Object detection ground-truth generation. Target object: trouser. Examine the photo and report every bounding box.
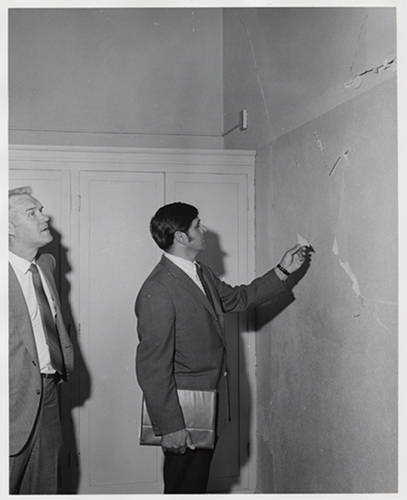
[9,376,62,494]
[163,447,215,494]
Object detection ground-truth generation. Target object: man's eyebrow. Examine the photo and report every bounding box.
[24,205,40,213]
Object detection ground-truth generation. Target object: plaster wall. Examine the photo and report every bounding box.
[223,8,397,493]
[9,8,224,148]
[8,7,398,492]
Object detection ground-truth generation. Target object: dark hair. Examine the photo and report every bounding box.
[150,202,198,251]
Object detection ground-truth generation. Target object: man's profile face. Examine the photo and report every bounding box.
[9,194,53,250]
[184,216,206,253]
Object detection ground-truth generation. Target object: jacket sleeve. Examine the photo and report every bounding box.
[135,280,185,436]
[204,265,294,314]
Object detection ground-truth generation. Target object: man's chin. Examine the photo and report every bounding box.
[41,230,53,243]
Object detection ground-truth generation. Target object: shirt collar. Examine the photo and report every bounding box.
[9,251,35,274]
[164,252,198,275]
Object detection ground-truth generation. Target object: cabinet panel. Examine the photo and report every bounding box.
[78,171,164,493]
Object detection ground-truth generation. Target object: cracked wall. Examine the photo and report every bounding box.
[255,80,397,493]
[223,7,397,493]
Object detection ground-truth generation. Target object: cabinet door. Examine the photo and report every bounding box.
[166,172,254,492]
[78,171,164,493]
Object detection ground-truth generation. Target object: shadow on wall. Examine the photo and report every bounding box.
[255,251,313,493]
[199,230,228,276]
[38,224,312,494]
[40,226,92,494]
[199,230,250,492]
[256,251,313,330]
[200,233,313,492]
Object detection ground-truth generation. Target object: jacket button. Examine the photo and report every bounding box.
[36,389,41,395]
[224,370,228,377]
[32,360,37,366]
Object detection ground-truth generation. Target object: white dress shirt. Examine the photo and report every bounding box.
[164,252,206,295]
[9,251,56,374]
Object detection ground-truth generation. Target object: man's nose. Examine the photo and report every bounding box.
[41,212,50,222]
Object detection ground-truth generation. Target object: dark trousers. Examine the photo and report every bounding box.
[9,377,62,494]
[163,448,214,494]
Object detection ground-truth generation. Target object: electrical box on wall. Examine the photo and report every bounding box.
[240,109,248,130]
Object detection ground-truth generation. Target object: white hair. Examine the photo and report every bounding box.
[9,186,32,198]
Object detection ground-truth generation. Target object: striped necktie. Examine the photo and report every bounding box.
[29,263,64,375]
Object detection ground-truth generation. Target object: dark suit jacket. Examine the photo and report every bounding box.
[9,253,74,456]
[135,255,293,436]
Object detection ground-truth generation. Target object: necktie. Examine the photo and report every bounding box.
[196,263,230,421]
[195,263,216,312]
[29,263,64,375]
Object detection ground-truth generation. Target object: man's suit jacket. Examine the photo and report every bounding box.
[135,255,293,437]
[9,253,74,456]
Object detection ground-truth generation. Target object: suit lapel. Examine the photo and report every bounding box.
[196,262,225,330]
[8,264,40,365]
[160,256,219,321]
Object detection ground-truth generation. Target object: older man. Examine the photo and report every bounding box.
[8,186,73,494]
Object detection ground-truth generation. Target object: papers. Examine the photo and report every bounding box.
[297,233,311,247]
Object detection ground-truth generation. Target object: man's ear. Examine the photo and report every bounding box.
[9,220,16,237]
[173,230,187,246]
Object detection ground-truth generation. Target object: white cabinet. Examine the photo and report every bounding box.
[9,146,256,493]
[78,171,164,492]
